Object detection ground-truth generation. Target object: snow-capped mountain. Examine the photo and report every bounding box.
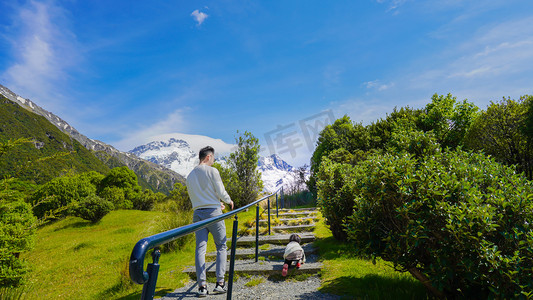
[258,154,295,192]
[130,138,198,178]
[129,137,306,193]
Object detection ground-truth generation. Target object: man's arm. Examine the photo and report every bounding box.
[211,168,234,209]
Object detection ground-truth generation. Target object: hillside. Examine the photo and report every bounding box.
[0,95,110,183]
[0,84,184,193]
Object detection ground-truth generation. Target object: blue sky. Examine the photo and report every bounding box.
[1,0,533,167]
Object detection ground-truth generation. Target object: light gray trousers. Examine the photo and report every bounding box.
[193,207,227,287]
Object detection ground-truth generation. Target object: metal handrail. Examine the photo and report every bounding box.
[129,186,283,299]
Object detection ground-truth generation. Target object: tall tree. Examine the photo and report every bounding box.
[419,93,479,149]
[227,131,263,207]
[464,96,533,179]
[308,116,368,195]
[212,162,241,207]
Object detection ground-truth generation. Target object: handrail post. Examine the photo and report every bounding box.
[141,248,161,300]
[267,196,271,235]
[255,204,259,262]
[227,215,238,300]
[275,192,279,218]
[281,187,284,208]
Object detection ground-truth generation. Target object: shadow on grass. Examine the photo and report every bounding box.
[114,288,173,300]
[53,220,92,231]
[314,236,361,260]
[320,274,432,300]
[314,236,433,299]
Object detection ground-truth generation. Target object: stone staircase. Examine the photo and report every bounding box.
[183,207,322,277]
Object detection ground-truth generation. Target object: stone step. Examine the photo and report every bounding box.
[271,224,315,232]
[259,221,315,228]
[230,232,315,247]
[206,243,317,260]
[183,259,322,276]
[276,211,318,218]
[278,207,317,212]
[258,216,318,223]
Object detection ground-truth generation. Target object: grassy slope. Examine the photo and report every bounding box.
[313,212,431,299]
[21,203,429,299]
[22,208,259,299]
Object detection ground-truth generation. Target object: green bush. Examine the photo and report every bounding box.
[166,182,191,211]
[31,173,97,219]
[98,167,141,209]
[345,150,533,298]
[316,158,358,241]
[71,195,114,223]
[132,189,165,211]
[0,182,37,287]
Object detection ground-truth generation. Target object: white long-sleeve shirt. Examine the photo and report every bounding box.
[186,164,232,210]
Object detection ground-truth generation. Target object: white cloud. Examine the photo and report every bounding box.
[375,0,409,12]
[364,79,394,91]
[113,109,188,151]
[1,1,80,112]
[191,9,208,26]
[405,15,533,105]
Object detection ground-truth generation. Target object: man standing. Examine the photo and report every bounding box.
[186,146,234,297]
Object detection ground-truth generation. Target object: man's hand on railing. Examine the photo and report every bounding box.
[221,201,234,210]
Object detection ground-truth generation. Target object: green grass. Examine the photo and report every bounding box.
[313,214,432,300]
[17,202,431,299]
[244,277,265,287]
[20,207,261,299]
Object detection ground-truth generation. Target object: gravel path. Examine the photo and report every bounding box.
[160,275,340,300]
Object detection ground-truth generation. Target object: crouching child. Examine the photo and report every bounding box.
[282,233,306,277]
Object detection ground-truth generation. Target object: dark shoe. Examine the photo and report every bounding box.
[282,263,289,277]
[213,282,227,294]
[198,285,208,298]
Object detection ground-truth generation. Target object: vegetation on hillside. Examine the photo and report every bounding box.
[0,139,37,288]
[0,96,110,183]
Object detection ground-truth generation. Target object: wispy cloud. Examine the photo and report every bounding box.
[364,79,394,91]
[375,0,409,12]
[405,15,533,104]
[1,1,80,112]
[113,108,189,151]
[191,9,208,26]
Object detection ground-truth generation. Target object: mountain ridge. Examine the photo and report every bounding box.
[0,84,183,193]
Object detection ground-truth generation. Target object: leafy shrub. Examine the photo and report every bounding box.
[387,127,439,158]
[464,96,533,179]
[99,186,131,209]
[98,167,141,209]
[166,182,191,211]
[132,189,166,211]
[316,158,358,241]
[345,150,533,298]
[31,173,97,219]
[0,181,37,287]
[71,195,114,223]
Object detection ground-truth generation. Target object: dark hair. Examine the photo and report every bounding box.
[199,146,214,162]
[289,233,301,244]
